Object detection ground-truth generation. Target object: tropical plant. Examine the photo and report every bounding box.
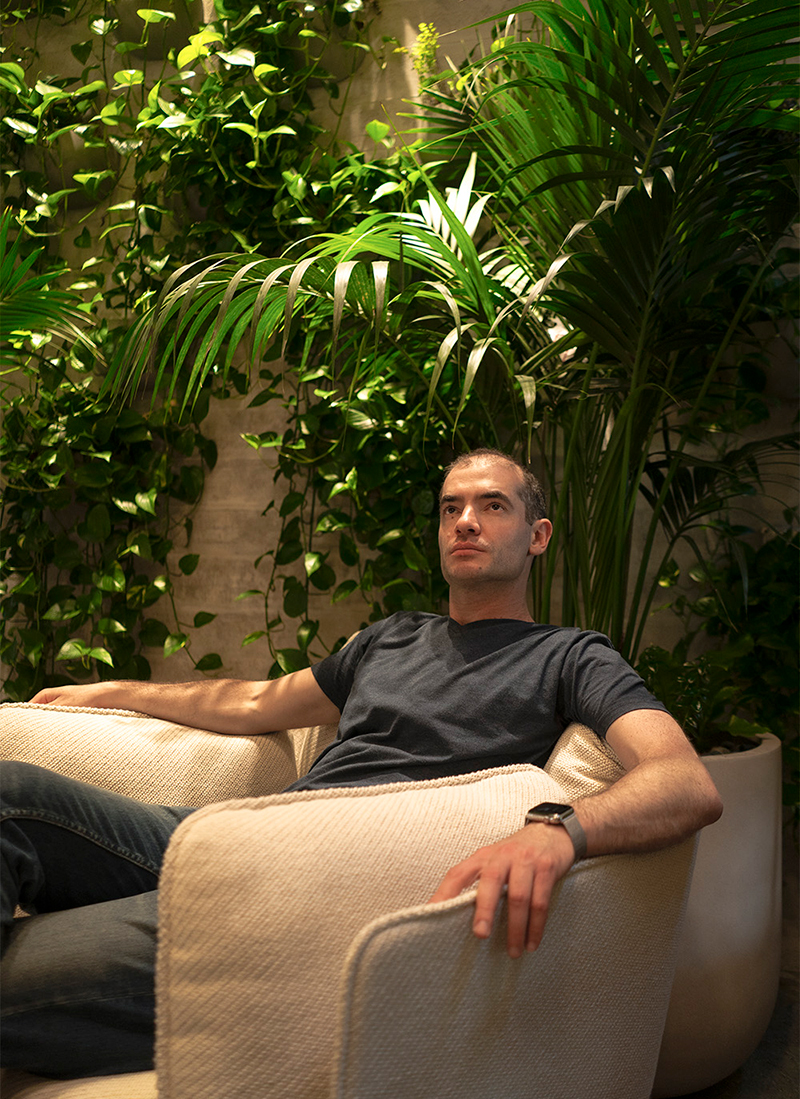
[0,210,219,698]
[0,208,97,376]
[637,529,799,814]
[0,0,384,312]
[106,0,798,677]
[1,0,412,690]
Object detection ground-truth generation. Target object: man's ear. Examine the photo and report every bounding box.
[528,518,553,557]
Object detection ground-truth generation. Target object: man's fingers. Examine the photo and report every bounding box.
[428,828,573,957]
[427,859,479,905]
[428,852,507,940]
[503,860,536,958]
[525,866,557,952]
[470,864,507,939]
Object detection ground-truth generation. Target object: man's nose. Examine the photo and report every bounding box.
[456,505,480,533]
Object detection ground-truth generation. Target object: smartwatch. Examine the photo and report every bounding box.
[525,802,587,861]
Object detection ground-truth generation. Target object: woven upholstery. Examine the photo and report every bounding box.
[0,706,694,1099]
[335,843,694,1099]
[544,721,626,797]
[156,766,566,1099]
[0,702,337,804]
[0,1069,156,1099]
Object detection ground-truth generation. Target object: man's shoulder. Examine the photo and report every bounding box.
[528,623,617,648]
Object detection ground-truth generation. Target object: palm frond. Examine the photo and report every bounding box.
[107,0,797,658]
[0,209,96,373]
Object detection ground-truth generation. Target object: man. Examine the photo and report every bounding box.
[1,448,722,1077]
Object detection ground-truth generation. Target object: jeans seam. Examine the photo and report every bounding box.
[2,990,155,1016]
[0,809,163,877]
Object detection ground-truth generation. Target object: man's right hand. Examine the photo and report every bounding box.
[31,683,128,708]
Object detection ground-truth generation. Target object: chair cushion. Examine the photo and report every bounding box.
[0,703,337,805]
[0,1068,156,1099]
[156,764,567,1099]
[544,721,625,798]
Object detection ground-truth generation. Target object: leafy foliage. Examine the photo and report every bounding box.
[0,0,397,695]
[111,0,798,675]
[0,211,96,374]
[0,0,382,309]
[0,348,218,699]
[0,206,212,698]
[637,532,799,812]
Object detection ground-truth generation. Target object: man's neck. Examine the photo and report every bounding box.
[447,587,534,625]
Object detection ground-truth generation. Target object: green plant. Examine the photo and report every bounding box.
[107,155,528,671]
[1,0,405,691]
[1,363,220,699]
[0,208,220,697]
[108,0,798,677]
[637,530,799,809]
[406,23,440,85]
[0,0,381,310]
[0,207,96,374]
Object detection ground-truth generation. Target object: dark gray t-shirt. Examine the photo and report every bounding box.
[287,612,666,791]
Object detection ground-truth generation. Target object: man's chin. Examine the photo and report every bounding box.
[442,562,490,585]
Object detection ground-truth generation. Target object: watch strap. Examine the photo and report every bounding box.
[558,811,587,861]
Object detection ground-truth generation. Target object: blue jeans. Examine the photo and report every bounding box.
[0,760,196,1077]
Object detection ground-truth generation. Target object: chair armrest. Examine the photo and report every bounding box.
[155,764,567,1098]
[154,763,693,1099]
[334,843,695,1099]
[0,702,337,805]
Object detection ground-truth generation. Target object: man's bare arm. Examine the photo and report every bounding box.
[429,709,722,957]
[577,708,723,853]
[29,668,341,736]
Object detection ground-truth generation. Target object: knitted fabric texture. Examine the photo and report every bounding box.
[333,843,694,1099]
[0,703,337,805]
[0,1068,156,1099]
[543,721,626,798]
[156,766,567,1099]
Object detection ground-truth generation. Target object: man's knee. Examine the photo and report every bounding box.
[0,760,55,810]
[1,891,158,1077]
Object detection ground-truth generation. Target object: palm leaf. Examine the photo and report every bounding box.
[0,209,97,374]
[106,0,796,661]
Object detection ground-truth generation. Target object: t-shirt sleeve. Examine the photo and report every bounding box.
[558,631,668,736]
[310,625,376,712]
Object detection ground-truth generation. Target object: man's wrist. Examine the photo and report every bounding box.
[525,803,587,861]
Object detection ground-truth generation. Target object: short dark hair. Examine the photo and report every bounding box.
[442,448,547,524]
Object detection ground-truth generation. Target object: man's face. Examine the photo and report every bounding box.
[438,457,545,588]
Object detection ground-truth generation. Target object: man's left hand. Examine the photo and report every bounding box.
[428,822,576,958]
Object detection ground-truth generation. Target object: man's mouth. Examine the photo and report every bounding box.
[452,543,485,554]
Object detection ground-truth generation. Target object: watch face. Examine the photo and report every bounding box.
[530,802,572,816]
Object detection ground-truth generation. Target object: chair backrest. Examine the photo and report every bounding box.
[544,721,626,798]
[0,702,334,804]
